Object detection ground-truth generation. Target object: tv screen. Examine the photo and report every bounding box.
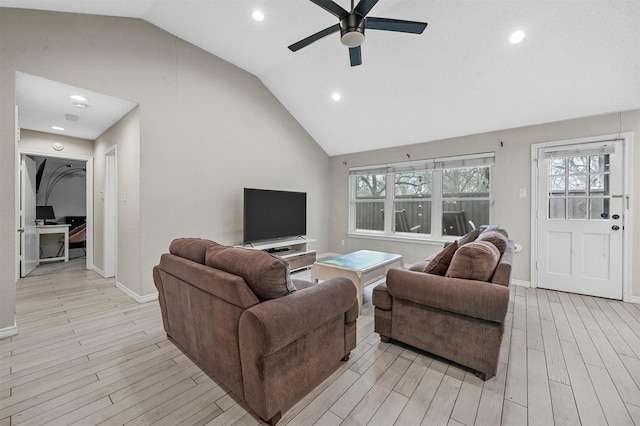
[244,188,307,244]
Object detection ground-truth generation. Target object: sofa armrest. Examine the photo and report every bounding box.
[386,268,509,323]
[239,277,357,356]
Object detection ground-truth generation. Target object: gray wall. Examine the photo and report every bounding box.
[329,110,640,297]
[0,8,331,331]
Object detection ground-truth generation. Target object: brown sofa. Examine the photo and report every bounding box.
[373,227,514,380]
[153,238,358,425]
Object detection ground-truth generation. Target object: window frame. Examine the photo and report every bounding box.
[348,153,495,241]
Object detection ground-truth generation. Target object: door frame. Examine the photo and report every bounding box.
[103,146,117,278]
[15,149,94,280]
[530,132,634,302]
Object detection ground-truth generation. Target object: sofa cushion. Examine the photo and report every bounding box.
[372,282,392,310]
[476,230,508,255]
[169,238,218,264]
[446,241,500,281]
[206,247,296,300]
[457,229,481,246]
[482,225,509,239]
[423,241,458,276]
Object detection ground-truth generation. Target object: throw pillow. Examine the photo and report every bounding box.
[169,238,218,264]
[482,225,509,239]
[457,229,481,247]
[446,241,500,281]
[206,247,296,300]
[423,241,459,276]
[476,230,508,254]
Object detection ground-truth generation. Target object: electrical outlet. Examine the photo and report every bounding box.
[340,239,345,246]
[519,189,527,198]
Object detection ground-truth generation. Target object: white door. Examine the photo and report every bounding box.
[536,140,624,299]
[20,155,38,277]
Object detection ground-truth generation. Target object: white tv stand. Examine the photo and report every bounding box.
[246,238,316,272]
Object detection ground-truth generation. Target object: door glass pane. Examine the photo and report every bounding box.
[589,198,609,220]
[549,176,565,195]
[568,156,587,174]
[550,158,566,175]
[568,175,587,193]
[549,198,566,219]
[589,154,609,173]
[589,174,605,194]
[568,198,588,219]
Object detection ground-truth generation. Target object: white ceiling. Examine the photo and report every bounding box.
[4,0,639,155]
[16,72,138,140]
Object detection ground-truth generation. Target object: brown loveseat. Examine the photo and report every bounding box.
[153,238,358,425]
[373,227,513,380]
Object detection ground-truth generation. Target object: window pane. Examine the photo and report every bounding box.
[442,167,490,196]
[568,156,587,174]
[549,176,565,195]
[442,201,488,236]
[568,198,588,219]
[394,201,431,234]
[355,202,384,231]
[589,198,609,220]
[589,154,609,173]
[550,158,566,175]
[549,198,566,219]
[568,175,587,193]
[356,175,385,198]
[394,171,431,198]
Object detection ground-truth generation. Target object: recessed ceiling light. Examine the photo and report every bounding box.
[509,30,525,44]
[331,92,341,101]
[70,95,87,102]
[51,126,65,131]
[73,103,89,109]
[252,11,264,21]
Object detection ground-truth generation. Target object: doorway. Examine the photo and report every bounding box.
[531,133,633,300]
[18,152,92,278]
[104,148,117,278]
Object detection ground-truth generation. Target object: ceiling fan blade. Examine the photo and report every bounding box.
[366,17,428,34]
[288,24,341,52]
[309,0,350,19]
[349,46,362,66]
[354,0,379,17]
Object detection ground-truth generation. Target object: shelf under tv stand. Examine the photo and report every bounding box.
[247,238,316,272]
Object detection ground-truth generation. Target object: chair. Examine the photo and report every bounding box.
[394,210,421,233]
[442,210,475,236]
[57,223,86,257]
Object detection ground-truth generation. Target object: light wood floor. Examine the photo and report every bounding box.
[1,269,640,425]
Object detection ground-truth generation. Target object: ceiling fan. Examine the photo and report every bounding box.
[288,0,428,66]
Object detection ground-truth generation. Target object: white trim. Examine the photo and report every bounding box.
[16,149,94,281]
[511,279,531,288]
[0,321,18,340]
[92,265,105,277]
[630,296,640,305]
[530,132,633,301]
[116,281,158,304]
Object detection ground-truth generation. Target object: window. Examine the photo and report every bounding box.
[349,153,494,238]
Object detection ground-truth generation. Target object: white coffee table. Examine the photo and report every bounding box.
[312,250,404,313]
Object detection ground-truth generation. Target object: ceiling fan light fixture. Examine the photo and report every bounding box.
[341,30,365,48]
[509,30,525,44]
[252,11,264,22]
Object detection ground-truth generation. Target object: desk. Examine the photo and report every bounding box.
[312,250,404,314]
[36,224,71,264]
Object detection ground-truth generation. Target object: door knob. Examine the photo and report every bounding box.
[612,225,620,231]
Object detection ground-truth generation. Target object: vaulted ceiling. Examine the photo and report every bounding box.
[2,0,639,155]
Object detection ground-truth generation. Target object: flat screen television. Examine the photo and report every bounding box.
[243,188,307,244]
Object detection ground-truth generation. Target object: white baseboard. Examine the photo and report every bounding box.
[116,281,158,304]
[0,321,18,340]
[630,295,640,305]
[511,279,531,288]
[92,265,106,277]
